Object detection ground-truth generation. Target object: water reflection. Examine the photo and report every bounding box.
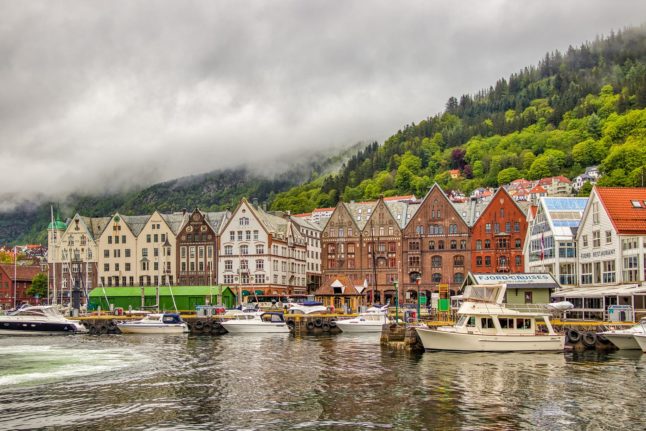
[0,335,644,431]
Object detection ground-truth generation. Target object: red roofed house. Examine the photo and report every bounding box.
[539,176,573,196]
[529,185,548,204]
[575,186,646,318]
[0,264,45,310]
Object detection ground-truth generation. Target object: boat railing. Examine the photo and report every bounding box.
[504,303,551,314]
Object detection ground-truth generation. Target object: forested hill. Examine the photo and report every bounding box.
[270,26,646,213]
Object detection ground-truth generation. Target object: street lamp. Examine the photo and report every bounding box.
[394,280,399,324]
[416,276,421,320]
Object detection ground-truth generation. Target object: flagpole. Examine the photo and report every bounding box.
[13,245,17,309]
[51,206,57,305]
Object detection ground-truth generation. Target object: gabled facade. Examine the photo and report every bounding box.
[0,264,45,309]
[524,197,587,286]
[97,214,145,287]
[218,199,307,297]
[48,214,108,303]
[176,209,221,286]
[470,188,528,275]
[138,211,185,287]
[290,215,322,293]
[576,187,646,288]
[402,184,470,297]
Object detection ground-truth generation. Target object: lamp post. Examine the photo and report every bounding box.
[416,276,421,320]
[394,280,399,324]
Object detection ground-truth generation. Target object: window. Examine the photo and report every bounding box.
[338,228,344,237]
[180,247,186,258]
[125,263,131,271]
[484,240,491,249]
[603,260,616,283]
[223,275,234,284]
[146,234,151,243]
[449,224,457,234]
[237,231,243,241]
[240,245,248,255]
[225,260,233,271]
[476,256,482,266]
[605,231,612,244]
[230,231,235,241]
[453,255,464,266]
[240,260,248,270]
[505,222,511,233]
[460,240,467,250]
[450,240,457,250]
[485,223,491,234]
[246,231,251,241]
[515,255,522,267]
[104,250,109,258]
[154,234,158,243]
[514,222,520,232]
[239,217,249,225]
[454,273,464,284]
[593,231,600,248]
[432,273,442,283]
[494,223,500,234]
[409,240,420,251]
[429,241,435,250]
[256,274,266,284]
[104,263,109,272]
[416,225,424,234]
[256,259,264,270]
[256,245,264,254]
[475,240,482,250]
[154,248,159,257]
[524,292,533,304]
[438,240,444,250]
[408,255,420,267]
[592,202,599,224]
[582,235,588,248]
[581,263,593,285]
[485,256,491,267]
[622,237,639,250]
[113,249,120,258]
[515,239,521,249]
[224,245,233,255]
[623,256,639,282]
[142,248,148,258]
[125,249,131,258]
[253,230,259,240]
[432,255,442,267]
[107,236,112,245]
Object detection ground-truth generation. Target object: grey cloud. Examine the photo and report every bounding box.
[1,0,645,210]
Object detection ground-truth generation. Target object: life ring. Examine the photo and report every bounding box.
[202,323,212,333]
[306,321,315,331]
[321,322,331,332]
[582,332,597,348]
[329,320,337,328]
[194,320,204,330]
[567,328,581,343]
[314,318,323,328]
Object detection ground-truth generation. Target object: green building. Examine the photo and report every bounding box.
[88,286,236,312]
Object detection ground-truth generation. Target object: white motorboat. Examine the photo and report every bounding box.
[336,305,390,333]
[116,313,189,334]
[597,319,646,350]
[416,284,565,352]
[633,332,646,352]
[220,312,290,334]
[0,305,87,335]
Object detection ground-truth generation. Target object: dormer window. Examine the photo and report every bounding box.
[631,200,642,208]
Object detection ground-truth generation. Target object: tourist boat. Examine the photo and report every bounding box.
[596,319,646,350]
[116,313,189,334]
[335,305,390,333]
[0,305,87,335]
[416,284,565,352]
[220,312,290,334]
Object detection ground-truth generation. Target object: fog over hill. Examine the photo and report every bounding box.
[2,1,645,211]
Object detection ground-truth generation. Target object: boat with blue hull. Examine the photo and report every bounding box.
[0,305,87,335]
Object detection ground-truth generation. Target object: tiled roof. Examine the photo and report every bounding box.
[453,200,489,226]
[313,207,335,213]
[290,215,322,232]
[530,185,547,194]
[120,215,150,236]
[596,187,646,234]
[79,216,111,240]
[161,213,189,235]
[384,201,411,229]
[203,212,227,234]
[343,201,378,230]
[0,264,43,281]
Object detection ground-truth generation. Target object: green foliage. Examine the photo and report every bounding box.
[577,181,593,196]
[497,167,522,185]
[26,273,48,298]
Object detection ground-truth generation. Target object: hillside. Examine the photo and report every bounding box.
[270,26,646,213]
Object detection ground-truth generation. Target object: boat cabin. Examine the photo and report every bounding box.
[260,312,285,323]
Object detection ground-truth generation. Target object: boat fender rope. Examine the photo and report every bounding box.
[194,320,204,330]
[314,318,323,328]
[582,332,597,347]
[306,321,315,331]
[567,328,581,343]
[321,322,331,332]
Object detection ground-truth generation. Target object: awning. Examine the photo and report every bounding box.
[255,290,264,295]
[242,290,251,296]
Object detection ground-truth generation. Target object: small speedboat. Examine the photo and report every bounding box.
[116,313,189,334]
[286,301,328,315]
[633,332,646,352]
[336,305,390,333]
[597,319,646,350]
[0,305,87,335]
[220,312,289,334]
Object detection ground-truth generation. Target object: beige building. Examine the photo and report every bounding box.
[97,214,147,287]
[137,211,187,287]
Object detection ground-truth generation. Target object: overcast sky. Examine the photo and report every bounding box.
[1,0,645,210]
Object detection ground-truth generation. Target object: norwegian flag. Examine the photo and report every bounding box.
[540,232,545,261]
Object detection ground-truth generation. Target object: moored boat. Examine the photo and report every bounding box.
[633,332,646,352]
[220,312,290,334]
[416,284,565,352]
[116,313,189,334]
[597,319,646,350]
[336,305,390,333]
[0,305,87,335]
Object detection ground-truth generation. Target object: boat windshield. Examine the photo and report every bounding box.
[10,307,59,318]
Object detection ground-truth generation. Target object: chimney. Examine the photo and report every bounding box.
[252,198,259,207]
[182,208,187,216]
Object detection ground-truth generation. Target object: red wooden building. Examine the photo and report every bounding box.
[0,264,45,310]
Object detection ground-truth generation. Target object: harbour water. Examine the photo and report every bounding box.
[0,334,644,430]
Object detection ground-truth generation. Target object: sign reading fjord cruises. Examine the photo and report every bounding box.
[464,273,560,290]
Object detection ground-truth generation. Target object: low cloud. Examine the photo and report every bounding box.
[1,0,645,210]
